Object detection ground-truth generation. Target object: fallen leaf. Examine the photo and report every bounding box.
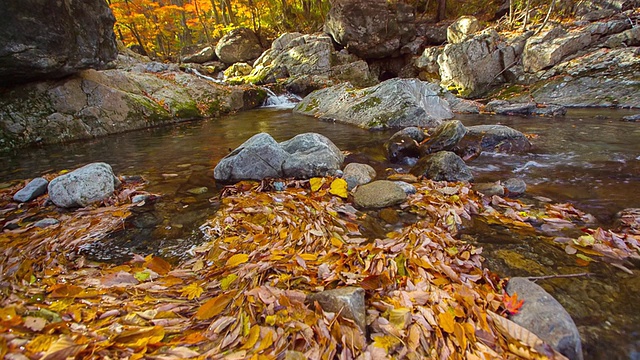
[226,254,249,267]
[195,291,236,320]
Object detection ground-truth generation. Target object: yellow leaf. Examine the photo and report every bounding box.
[192,259,204,272]
[299,253,317,261]
[372,334,401,352]
[26,334,57,353]
[180,283,204,300]
[195,291,236,320]
[220,274,238,290]
[454,322,467,350]
[114,325,165,348]
[438,311,455,334]
[329,178,348,198]
[41,335,87,360]
[226,254,249,267]
[256,328,274,351]
[389,308,411,330]
[310,177,324,192]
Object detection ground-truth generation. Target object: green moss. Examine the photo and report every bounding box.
[352,96,381,113]
[303,98,320,112]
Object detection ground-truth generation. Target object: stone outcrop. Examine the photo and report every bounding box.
[522,27,593,73]
[48,163,119,208]
[0,0,117,86]
[215,27,263,65]
[213,132,344,183]
[0,69,266,152]
[294,78,453,130]
[323,0,415,59]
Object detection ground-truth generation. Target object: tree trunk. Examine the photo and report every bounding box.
[437,0,446,22]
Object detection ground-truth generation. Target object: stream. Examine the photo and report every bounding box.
[1,107,639,359]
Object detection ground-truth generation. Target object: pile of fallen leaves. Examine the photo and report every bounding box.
[1,176,580,359]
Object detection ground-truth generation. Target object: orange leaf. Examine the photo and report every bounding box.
[49,284,83,298]
[145,256,172,275]
[502,291,524,315]
[195,291,236,320]
[114,325,165,348]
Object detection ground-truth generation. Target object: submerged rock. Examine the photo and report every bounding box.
[410,151,474,182]
[506,277,584,360]
[48,163,119,208]
[384,128,424,164]
[13,177,48,203]
[353,180,407,209]
[473,182,505,197]
[294,78,453,130]
[503,177,527,196]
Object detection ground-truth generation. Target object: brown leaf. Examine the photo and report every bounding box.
[195,291,237,320]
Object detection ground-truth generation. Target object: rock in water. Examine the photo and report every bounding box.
[0,0,117,86]
[353,180,407,209]
[343,163,376,190]
[410,151,474,182]
[280,133,344,179]
[13,177,48,202]
[506,277,584,360]
[420,120,467,155]
[48,163,119,208]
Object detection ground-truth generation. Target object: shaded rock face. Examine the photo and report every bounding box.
[215,27,263,65]
[506,277,584,360]
[410,151,474,182]
[294,78,453,130]
[48,163,119,208]
[453,125,532,160]
[0,69,266,152]
[324,0,415,59]
[181,45,216,64]
[213,133,344,183]
[353,180,407,209]
[384,127,425,164]
[523,27,593,73]
[420,120,467,155]
[0,0,117,86]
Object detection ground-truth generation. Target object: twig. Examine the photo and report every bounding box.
[526,272,593,281]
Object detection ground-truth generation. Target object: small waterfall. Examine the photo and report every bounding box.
[262,88,302,109]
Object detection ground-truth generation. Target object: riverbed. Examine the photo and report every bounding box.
[1,107,639,359]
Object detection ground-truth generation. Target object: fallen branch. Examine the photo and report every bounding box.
[526,272,593,281]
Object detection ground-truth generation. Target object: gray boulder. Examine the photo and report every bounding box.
[323,0,415,59]
[473,182,505,197]
[415,47,443,81]
[0,0,117,86]
[447,16,480,44]
[13,177,48,202]
[506,277,584,360]
[343,163,376,190]
[420,120,467,155]
[523,26,592,73]
[48,163,119,208]
[181,45,216,64]
[384,127,425,164]
[307,287,366,333]
[454,125,533,159]
[280,133,344,179]
[214,133,289,183]
[215,28,263,65]
[294,78,453,130]
[224,63,253,78]
[353,180,407,209]
[410,151,474,182]
[503,177,527,196]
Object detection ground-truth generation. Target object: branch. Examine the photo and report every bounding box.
[526,272,593,281]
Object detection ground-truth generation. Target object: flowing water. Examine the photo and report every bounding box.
[1,107,639,359]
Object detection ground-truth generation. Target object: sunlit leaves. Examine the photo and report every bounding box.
[113,326,165,348]
[329,178,348,198]
[226,253,249,267]
[180,283,204,300]
[195,291,237,320]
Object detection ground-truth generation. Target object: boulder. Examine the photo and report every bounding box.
[307,287,366,333]
[224,63,253,78]
[0,69,266,152]
[384,127,424,164]
[353,180,407,209]
[454,125,532,158]
[48,163,119,208]
[214,133,289,183]
[13,177,49,202]
[604,26,640,48]
[438,29,517,98]
[213,133,344,183]
[343,163,376,190]
[420,120,467,155]
[215,27,263,65]
[280,133,344,179]
[284,75,335,97]
[473,182,505,197]
[415,47,443,81]
[410,151,474,182]
[323,0,415,59]
[294,78,453,130]
[522,26,593,73]
[503,177,527,196]
[181,45,216,64]
[447,16,480,44]
[506,277,584,360]
[0,0,117,86]
[622,114,640,122]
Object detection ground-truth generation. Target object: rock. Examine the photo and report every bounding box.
[13,177,48,202]
[438,29,516,98]
[284,75,335,97]
[506,277,584,360]
[417,22,448,45]
[523,26,593,73]
[307,287,366,333]
[384,128,424,164]
[394,181,417,195]
[420,120,467,155]
[503,177,527,196]
[323,0,415,59]
[0,0,117,86]
[48,163,119,208]
[580,9,617,21]
[224,63,253,78]
[622,114,640,122]
[215,27,263,65]
[186,187,208,195]
[415,47,443,81]
[214,133,289,183]
[343,163,376,190]
[379,208,400,224]
[34,218,60,228]
[614,208,640,234]
[454,125,533,157]
[410,151,474,182]
[473,182,505,197]
[604,26,640,48]
[447,16,480,44]
[214,133,344,182]
[353,180,407,209]
[294,78,453,130]
[181,45,216,64]
[0,69,266,152]
[280,133,344,179]
[485,100,535,115]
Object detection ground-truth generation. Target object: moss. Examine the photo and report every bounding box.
[304,98,319,112]
[352,96,381,113]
